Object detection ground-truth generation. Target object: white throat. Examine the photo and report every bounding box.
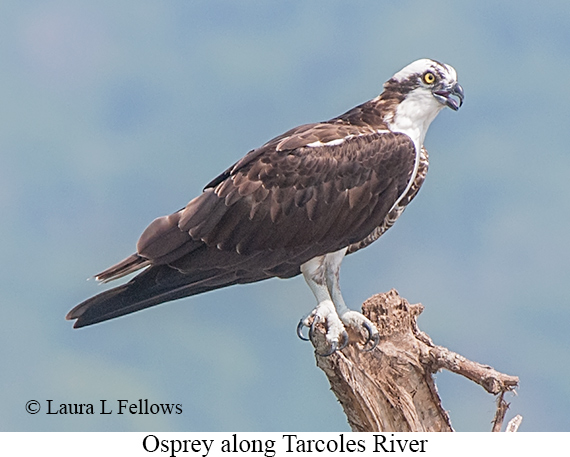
[384,89,444,215]
[386,89,445,150]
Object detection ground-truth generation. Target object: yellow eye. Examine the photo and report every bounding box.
[423,71,436,84]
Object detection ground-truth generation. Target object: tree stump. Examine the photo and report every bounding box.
[310,289,520,432]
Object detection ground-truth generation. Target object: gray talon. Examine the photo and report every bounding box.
[364,333,380,351]
[338,330,349,350]
[304,314,341,356]
[309,314,320,342]
[316,340,337,357]
[362,321,373,345]
[362,321,380,351]
[297,319,309,341]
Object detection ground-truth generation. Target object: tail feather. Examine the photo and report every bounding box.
[67,265,263,328]
[69,243,313,329]
[95,254,151,283]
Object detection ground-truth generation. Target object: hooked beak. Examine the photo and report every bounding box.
[433,82,464,111]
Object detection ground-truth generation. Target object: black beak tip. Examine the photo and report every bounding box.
[453,83,465,108]
[433,82,464,111]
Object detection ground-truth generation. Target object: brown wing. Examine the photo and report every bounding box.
[138,129,415,263]
[67,127,416,327]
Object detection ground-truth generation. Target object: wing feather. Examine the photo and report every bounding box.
[148,130,414,260]
[70,127,417,327]
[67,84,436,330]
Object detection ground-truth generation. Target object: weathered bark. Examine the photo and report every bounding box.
[310,289,519,432]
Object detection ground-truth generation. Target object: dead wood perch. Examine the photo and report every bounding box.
[311,289,520,432]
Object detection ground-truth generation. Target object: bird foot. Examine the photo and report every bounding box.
[297,301,380,356]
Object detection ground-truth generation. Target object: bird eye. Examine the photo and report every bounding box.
[423,71,436,84]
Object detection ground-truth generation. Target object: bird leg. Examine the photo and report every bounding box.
[298,249,379,355]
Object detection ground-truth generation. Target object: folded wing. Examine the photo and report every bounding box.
[67,128,416,328]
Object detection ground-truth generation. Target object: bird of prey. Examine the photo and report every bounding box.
[67,58,463,355]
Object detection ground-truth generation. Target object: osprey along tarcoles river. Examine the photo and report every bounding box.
[67,59,463,355]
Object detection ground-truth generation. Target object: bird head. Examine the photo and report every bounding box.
[385,58,464,110]
[381,58,464,146]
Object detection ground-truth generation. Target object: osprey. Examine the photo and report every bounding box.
[67,58,463,355]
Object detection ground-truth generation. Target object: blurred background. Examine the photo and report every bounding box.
[1,0,569,432]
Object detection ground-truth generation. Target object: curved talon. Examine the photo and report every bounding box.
[362,321,380,351]
[338,330,349,350]
[316,339,337,357]
[296,319,310,341]
[308,314,320,342]
[362,321,373,346]
[364,332,380,352]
